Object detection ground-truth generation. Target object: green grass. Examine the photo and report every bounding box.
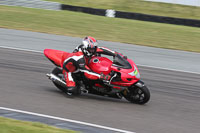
[0,117,76,133]
[45,0,200,20]
[0,5,200,52]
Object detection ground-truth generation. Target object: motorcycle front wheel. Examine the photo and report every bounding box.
[123,82,150,104]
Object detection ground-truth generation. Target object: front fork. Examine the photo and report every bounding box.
[122,80,145,96]
[134,80,145,88]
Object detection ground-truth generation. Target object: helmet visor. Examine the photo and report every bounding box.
[87,46,97,56]
[88,48,95,53]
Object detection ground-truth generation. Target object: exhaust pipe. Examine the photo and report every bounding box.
[46,73,66,88]
[46,73,89,94]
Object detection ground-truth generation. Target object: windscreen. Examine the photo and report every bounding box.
[113,54,132,69]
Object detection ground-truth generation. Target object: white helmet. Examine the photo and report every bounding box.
[81,36,98,57]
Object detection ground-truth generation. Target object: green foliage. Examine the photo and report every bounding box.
[0,117,76,133]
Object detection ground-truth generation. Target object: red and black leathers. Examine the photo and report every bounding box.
[62,46,116,88]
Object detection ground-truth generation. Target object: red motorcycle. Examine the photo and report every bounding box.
[44,49,150,104]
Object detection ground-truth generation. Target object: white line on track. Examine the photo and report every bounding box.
[0,45,200,75]
[0,46,42,53]
[0,107,135,133]
[137,64,200,75]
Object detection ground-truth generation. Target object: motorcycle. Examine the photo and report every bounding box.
[44,49,150,104]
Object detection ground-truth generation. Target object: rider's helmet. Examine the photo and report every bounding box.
[81,36,98,57]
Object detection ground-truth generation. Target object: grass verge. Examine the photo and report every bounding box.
[0,5,200,52]
[0,117,76,133]
[46,0,200,20]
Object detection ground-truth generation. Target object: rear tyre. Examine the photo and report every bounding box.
[51,67,81,96]
[123,84,150,104]
[51,67,66,92]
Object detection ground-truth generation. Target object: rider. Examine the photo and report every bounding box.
[61,36,116,95]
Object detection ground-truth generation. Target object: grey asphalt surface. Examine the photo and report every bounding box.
[0,47,200,133]
[0,28,200,133]
[1,28,200,74]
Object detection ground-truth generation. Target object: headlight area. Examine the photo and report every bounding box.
[128,67,140,79]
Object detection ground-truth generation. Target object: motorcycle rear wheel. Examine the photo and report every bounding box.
[51,67,66,92]
[51,67,81,95]
[123,85,150,104]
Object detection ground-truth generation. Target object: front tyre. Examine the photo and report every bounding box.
[123,82,150,104]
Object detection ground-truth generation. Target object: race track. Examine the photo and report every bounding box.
[0,47,200,133]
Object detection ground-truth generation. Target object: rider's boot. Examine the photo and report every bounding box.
[66,86,81,96]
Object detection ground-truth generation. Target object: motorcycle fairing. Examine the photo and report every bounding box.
[110,59,140,86]
[88,56,113,75]
[88,54,140,88]
[44,49,67,67]
[44,49,140,87]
